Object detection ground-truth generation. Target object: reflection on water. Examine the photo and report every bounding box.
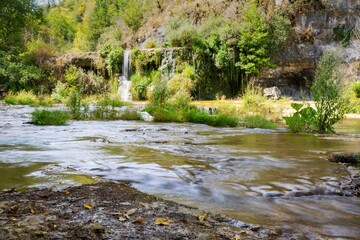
[0,103,359,239]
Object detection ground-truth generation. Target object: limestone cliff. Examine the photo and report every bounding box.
[258,0,360,99]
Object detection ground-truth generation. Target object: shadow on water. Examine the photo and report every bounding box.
[0,103,359,239]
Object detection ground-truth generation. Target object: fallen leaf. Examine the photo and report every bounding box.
[126,208,136,216]
[10,205,18,212]
[30,208,36,214]
[197,213,207,222]
[119,216,127,222]
[64,190,70,195]
[155,217,171,226]
[83,203,93,209]
[8,217,17,221]
[132,216,143,224]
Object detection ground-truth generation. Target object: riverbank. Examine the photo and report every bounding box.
[0,181,300,240]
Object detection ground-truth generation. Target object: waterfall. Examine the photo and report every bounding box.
[119,50,132,101]
[159,49,176,80]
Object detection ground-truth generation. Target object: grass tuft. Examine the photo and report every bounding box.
[32,109,69,125]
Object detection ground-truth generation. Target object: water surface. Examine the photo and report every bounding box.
[0,103,359,239]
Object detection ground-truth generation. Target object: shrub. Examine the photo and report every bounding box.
[241,83,267,112]
[106,47,123,77]
[119,109,142,121]
[32,109,69,126]
[353,82,360,98]
[186,109,239,127]
[311,52,349,133]
[131,74,152,100]
[283,103,317,133]
[242,114,277,129]
[145,104,185,123]
[67,89,83,120]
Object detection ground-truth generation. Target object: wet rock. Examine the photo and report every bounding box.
[263,86,282,100]
[140,112,154,122]
[327,152,360,164]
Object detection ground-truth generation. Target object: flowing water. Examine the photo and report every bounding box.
[1,103,360,239]
[119,50,132,101]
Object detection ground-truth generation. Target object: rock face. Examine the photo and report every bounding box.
[264,86,282,100]
[257,0,360,99]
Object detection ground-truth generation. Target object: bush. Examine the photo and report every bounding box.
[353,82,360,98]
[283,103,317,133]
[311,52,349,133]
[242,114,277,129]
[241,83,267,112]
[32,109,69,126]
[131,74,152,100]
[119,109,142,121]
[186,109,239,127]
[145,104,185,123]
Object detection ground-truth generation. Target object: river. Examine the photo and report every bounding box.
[0,103,359,239]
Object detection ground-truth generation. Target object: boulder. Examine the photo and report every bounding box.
[327,152,360,164]
[263,86,282,100]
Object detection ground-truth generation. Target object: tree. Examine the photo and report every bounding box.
[237,0,274,77]
[0,0,41,51]
[311,51,349,133]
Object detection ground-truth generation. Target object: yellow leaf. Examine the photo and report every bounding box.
[155,217,171,226]
[83,204,93,209]
[64,190,70,195]
[197,213,207,222]
[30,209,36,214]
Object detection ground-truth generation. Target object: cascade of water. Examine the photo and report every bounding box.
[159,49,176,80]
[119,50,132,101]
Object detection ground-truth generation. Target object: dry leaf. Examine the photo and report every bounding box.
[64,190,70,195]
[9,217,17,221]
[83,203,93,209]
[30,209,36,214]
[126,208,136,216]
[197,213,207,222]
[155,217,171,226]
[119,216,127,222]
[10,205,18,212]
[132,216,143,224]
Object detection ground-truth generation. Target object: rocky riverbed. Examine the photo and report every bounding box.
[0,181,305,240]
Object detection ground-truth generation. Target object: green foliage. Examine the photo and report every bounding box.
[64,66,108,95]
[187,109,239,127]
[311,52,349,133]
[166,18,198,47]
[283,103,317,133]
[242,114,278,129]
[46,8,75,49]
[333,25,353,47]
[106,47,123,77]
[353,82,360,98]
[119,109,142,121]
[151,78,169,106]
[0,0,41,50]
[67,89,83,120]
[145,104,185,123]
[241,83,267,112]
[4,90,54,107]
[268,11,291,54]
[238,0,274,76]
[121,0,148,32]
[32,109,69,126]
